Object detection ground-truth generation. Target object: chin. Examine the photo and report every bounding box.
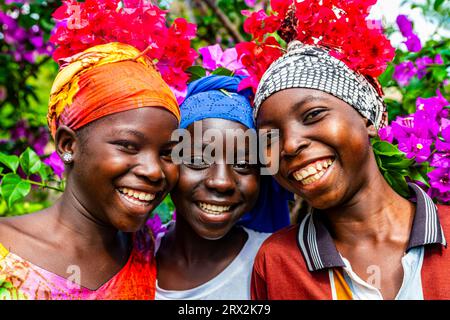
[114,217,148,233]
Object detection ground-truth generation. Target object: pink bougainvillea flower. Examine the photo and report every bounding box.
[199,44,248,75]
[43,151,65,179]
[393,61,417,86]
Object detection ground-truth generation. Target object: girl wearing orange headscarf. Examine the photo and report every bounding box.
[0,42,180,300]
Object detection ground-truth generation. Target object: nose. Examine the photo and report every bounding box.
[134,153,165,183]
[204,164,236,194]
[280,127,311,158]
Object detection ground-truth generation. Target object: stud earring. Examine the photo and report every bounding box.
[62,152,73,164]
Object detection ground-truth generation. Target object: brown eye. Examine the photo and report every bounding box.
[114,140,138,152]
[160,148,173,161]
[184,156,210,169]
[304,109,325,122]
[233,160,255,173]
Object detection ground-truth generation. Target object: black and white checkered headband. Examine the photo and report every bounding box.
[254,41,386,129]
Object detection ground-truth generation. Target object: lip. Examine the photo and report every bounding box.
[117,185,164,195]
[287,155,336,178]
[116,189,157,217]
[290,159,335,190]
[195,202,237,225]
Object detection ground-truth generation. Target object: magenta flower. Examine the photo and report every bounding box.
[378,126,393,143]
[416,90,449,121]
[199,44,248,75]
[431,153,450,169]
[398,135,432,163]
[10,120,28,140]
[404,34,422,52]
[393,61,417,86]
[146,214,168,239]
[416,56,433,79]
[396,14,422,52]
[245,0,257,7]
[43,151,65,179]
[396,15,413,35]
[428,168,450,194]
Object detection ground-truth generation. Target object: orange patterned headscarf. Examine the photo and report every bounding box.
[48,42,180,138]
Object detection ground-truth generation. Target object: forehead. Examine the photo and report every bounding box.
[257,88,358,126]
[187,118,248,133]
[83,107,178,139]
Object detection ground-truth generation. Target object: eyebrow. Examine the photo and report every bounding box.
[290,95,328,111]
[110,128,146,140]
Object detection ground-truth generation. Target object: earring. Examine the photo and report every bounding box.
[62,152,73,164]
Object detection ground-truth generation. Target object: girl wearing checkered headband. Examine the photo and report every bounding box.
[250,1,450,300]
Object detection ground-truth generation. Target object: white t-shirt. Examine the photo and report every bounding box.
[155,227,270,300]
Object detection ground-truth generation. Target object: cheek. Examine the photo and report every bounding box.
[239,175,260,205]
[171,168,203,202]
[161,162,179,189]
[332,123,370,159]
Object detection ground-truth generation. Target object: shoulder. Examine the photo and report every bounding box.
[256,224,300,255]
[437,204,450,232]
[253,224,304,273]
[0,210,50,250]
[244,227,271,245]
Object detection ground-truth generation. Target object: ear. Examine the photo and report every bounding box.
[55,125,78,160]
[364,118,378,138]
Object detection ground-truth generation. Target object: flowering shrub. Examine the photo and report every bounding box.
[377,13,450,204]
[236,0,395,93]
[50,0,198,102]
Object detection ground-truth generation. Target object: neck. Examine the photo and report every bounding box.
[164,215,246,264]
[49,188,122,250]
[322,169,415,246]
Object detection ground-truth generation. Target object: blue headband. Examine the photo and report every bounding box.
[180,75,254,129]
[179,75,291,233]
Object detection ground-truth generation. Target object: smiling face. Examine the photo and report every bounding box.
[257,88,378,209]
[61,107,179,232]
[171,118,260,240]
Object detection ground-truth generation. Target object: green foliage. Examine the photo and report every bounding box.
[0,149,63,212]
[187,65,235,83]
[153,194,175,224]
[371,137,430,198]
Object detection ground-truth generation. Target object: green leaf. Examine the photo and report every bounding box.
[19,147,42,176]
[37,164,52,182]
[154,195,175,224]
[410,167,431,187]
[372,141,404,156]
[211,67,234,76]
[0,153,20,173]
[0,173,31,208]
[383,171,410,198]
[378,64,395,87]
[186,66,207,83]
[383,158,415,169]
[434,0,445,10]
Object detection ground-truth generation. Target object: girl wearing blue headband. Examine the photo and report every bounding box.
[155,75,291,299]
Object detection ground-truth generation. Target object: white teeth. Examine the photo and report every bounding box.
[199,202,231,215]
[118,188,155,203]
[308,166,317,175]
[292,159,334,184]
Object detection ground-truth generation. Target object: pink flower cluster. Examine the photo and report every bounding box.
[237,0,395,93]
[50,0,198,102]
[379,91,450,203]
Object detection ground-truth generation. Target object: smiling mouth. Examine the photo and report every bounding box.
[292,158,335,186]
[117,187,156,207]
[197,202,232,215]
